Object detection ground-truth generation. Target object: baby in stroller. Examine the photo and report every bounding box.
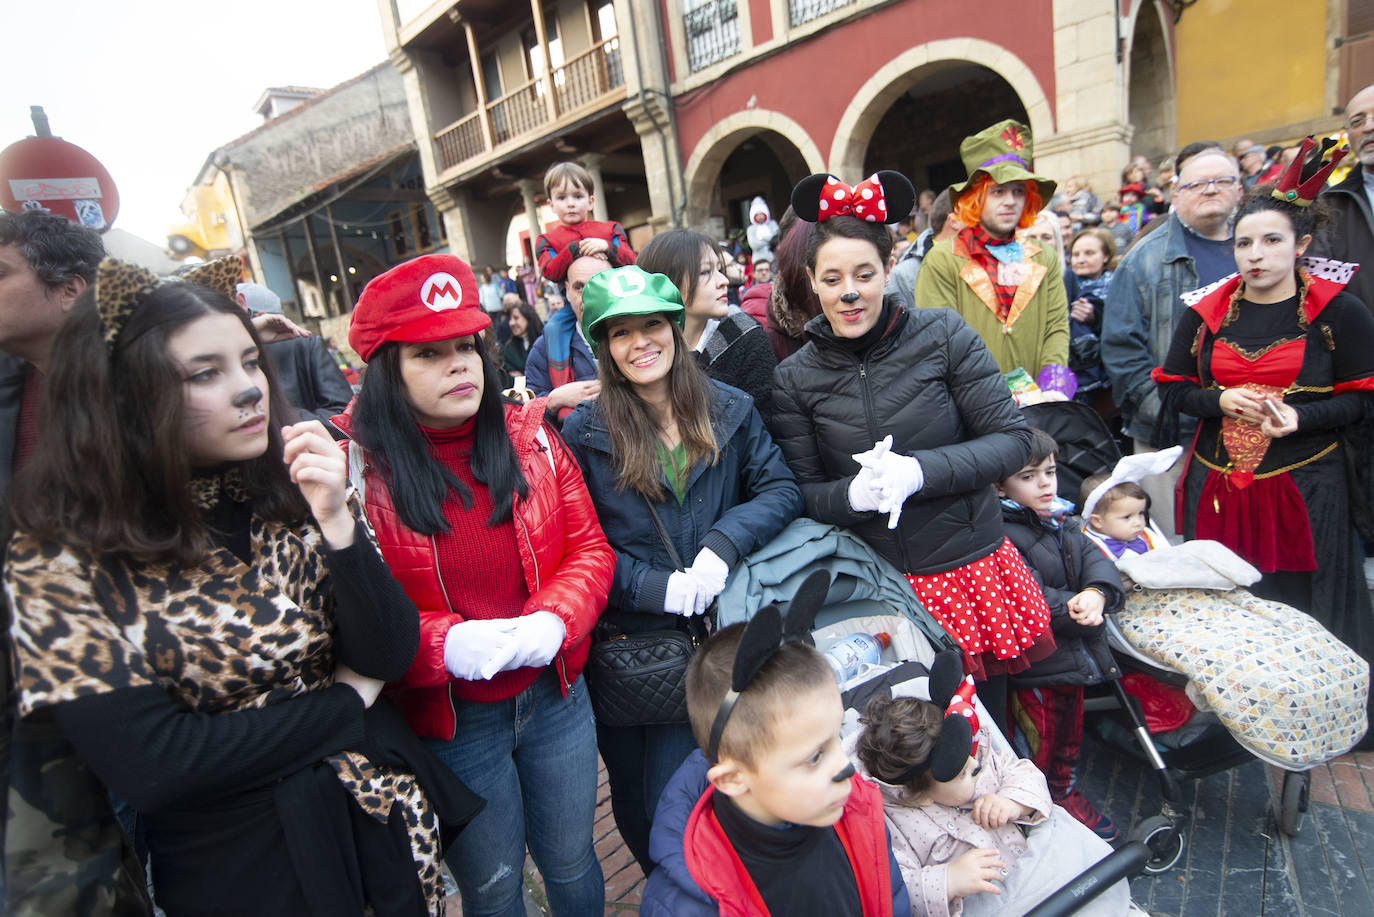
[1078,449,1369,770]
[853,651,1137,917]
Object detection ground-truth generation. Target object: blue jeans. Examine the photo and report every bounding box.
[424,670,602,917]
[595,721,698,874]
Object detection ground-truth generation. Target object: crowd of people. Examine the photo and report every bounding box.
[0,81,1372,917]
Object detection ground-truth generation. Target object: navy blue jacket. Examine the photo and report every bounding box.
[640,751,911,917]
[561,381,802,621]
[1000,503,1123,688]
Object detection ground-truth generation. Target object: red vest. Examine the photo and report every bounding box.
[682,776,894,917]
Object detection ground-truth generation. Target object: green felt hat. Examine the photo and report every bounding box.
[949,119,1057,205]
[579,266,685,356]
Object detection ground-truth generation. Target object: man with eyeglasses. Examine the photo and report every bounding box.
[1101,145,1242,536]
[1318,83,1374,313]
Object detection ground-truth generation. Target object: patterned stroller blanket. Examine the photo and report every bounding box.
[1113,586,1369,768]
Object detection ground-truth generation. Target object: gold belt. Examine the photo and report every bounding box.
[1194,441,1339,479]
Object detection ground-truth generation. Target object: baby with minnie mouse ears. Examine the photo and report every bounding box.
[854,652,1138,917]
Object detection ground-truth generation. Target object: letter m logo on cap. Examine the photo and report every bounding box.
[420,272,463,312]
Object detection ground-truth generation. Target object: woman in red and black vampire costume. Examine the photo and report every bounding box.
[1154,140,1374,696]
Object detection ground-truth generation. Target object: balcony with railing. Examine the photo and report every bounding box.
[684,0,740,73]
[789,0,858,27]
[432,35,625,174]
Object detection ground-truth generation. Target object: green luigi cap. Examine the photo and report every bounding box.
[949,119,1057,206]
[579,266,685,356]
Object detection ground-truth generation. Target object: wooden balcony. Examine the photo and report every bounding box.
[432,36,626,175]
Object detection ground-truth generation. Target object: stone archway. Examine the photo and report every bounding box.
[681,110,826,232]
[829,38,1054,182]
[1126,0,1176,161]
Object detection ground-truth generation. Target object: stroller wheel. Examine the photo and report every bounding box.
[1277,770,1310,837]
[1138,817,1185,875]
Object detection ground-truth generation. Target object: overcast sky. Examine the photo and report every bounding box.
[2,0,391,245]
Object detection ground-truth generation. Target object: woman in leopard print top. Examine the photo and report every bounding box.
[4,260,481,916]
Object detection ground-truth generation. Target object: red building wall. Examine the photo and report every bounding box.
[668,0,1057,164]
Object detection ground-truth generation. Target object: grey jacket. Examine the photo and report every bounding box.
[1100,212,1208,445]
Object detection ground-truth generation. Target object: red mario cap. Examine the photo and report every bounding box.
[348,254,489,362]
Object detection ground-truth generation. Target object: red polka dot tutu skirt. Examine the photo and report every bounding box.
[906,537,1055,681]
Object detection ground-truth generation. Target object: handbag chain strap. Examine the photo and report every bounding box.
[641,494,713,643]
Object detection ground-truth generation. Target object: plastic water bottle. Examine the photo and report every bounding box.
[823,632,891,684]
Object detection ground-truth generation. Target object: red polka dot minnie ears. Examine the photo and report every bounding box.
[791,171,916,225]
[894,650,982,783]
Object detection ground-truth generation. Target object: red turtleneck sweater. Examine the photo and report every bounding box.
[424,419,538,703]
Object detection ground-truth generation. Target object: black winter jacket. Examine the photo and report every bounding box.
[1318,170,1374,313]
[770,299,1032,575]
[264,335,355,439]
[1000,504,1122,688]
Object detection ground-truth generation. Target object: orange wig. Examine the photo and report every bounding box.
[952,175,1044,233]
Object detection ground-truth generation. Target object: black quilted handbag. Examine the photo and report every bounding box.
[585,625,702,726]
[585,497,713,727]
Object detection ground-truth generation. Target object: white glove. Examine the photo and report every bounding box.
[664,571,708,617]
[865,450,924,530]
[687,547,730,597]
[443,618,520,681]
[848,437,892,513]
[505,610,566,670]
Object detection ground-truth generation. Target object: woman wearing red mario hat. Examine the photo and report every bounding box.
[336,253,616,916]
[769,171,1055,737]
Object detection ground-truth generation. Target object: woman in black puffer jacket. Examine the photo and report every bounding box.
[770,170,1054,731]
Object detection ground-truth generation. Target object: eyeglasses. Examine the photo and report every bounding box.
[1176,176,1240,194]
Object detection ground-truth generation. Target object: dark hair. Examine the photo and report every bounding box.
[593,318,718,500]
[928,189,954,236]
[351,339,527,534]
[1025,427,1059,466]
[1236,184,1331,241]
[1068,227,1118,274]
[13,283,307,565]
[1080,474,1148,516]
[510,303,543,343]
[686,622,837,767]
[638,230,716,309]
[855,694,944,795]
[770,216,822,339]
[0,210,104,288]
[1174,141,1225,175]
[805,215,893,271]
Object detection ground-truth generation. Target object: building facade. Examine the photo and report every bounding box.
[383,0,1360,266]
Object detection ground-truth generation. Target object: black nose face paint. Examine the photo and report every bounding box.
[832,761,856,783]
[233,386,264,409]
[839,292,860,304]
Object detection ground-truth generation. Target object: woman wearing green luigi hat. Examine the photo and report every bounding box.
[560,265,802,874]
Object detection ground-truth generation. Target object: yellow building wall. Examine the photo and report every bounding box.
[1175,0,1329,143]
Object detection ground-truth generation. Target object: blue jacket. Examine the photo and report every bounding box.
[640,751,911,917]
[1100,212,1203,444]
[523,323,597,395]
[561,381,802,619]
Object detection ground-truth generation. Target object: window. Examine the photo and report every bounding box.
[481,51,503,101]
[523,10,563,83]
[595,1,617,40]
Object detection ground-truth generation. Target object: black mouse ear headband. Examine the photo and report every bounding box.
[790,170,916,226]
[707,569,830,763]
[893,650,982,784]
[95,255,244,349]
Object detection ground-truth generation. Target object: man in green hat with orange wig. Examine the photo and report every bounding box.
[914,119,1074,398]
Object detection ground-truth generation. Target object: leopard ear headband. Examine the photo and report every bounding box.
[95,256,244,348]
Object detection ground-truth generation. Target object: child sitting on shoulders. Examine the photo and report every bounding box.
[534,161,637,283]
[640,614,910,917]
[854,652,1135,917]
[996,429,1125,841]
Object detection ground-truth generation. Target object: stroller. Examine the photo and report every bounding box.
[717,523,1183,913]
[1020,400,1366,842]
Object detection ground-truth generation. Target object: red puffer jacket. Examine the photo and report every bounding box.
[338,397,614,740]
